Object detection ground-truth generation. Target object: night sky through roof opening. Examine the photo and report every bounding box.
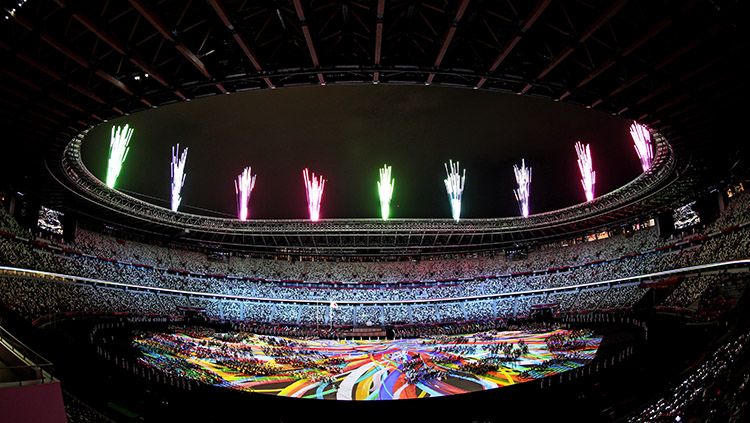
[81,85,641,220]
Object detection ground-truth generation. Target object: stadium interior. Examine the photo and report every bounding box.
[1,0,749,422]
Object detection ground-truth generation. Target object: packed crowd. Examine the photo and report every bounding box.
[546,329,596,351]
[69,224,661,283]
[705,189,750,232]
[0,274,643,326]
[0,207,27,237]
[63,391,114,423]
[57,189,750,284]
[402,354,448,383]
[663,273,746,310]
[630,331,750,422]
[394,320,509,338]
[1,220,747,305]
[0,267,744,329]
[0,192,747,327]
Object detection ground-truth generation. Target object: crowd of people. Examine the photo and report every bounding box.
[631,331,750,422]
[55,189,750,284]
[68,224,662,283]
[705,190,750,232]
[401,354,448,383]
[0,191,747,328]
[0,261,744,329]
[1,221,747,304]
[546,329,596,352]
[663,273,743,310]
[0,274,634,326]
[63,391,114,423]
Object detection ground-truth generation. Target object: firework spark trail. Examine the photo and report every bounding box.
[234,167,257,221]
[443,160,466,222]
[170,144,188,212]
[629,121,653,172]
[513,159,532,217]
[377,165,395,220]
[303,168,326,221]
[575,141,596,202]
[106,124,134,188]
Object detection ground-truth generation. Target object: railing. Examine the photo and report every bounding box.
[0,324,55,387]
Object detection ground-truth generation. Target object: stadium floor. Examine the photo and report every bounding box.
[134,328,601,400]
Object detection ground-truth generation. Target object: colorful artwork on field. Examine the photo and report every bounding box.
[134,328,601,401]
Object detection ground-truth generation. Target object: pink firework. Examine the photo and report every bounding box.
[302,168,326,221]
[629,121,653,172]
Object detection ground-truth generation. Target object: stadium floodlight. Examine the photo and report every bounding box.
[443,160,466,222]
[170,144,188,212]
[234,166,257,221]
[377,164,395,220]
[105,124,134,188]
[302,168,326,221]
[629,121,653,172]
[513,159,532,218]
[575,141,596,202]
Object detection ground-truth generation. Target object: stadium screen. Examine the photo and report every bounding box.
[37,206,64,235]
[673,201,701,230]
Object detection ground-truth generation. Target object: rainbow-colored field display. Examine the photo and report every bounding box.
[134,328,601,401]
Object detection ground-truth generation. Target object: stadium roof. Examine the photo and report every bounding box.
[1,0,747,216]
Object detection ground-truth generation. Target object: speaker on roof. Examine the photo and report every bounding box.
[63,210,77,243]
[656,211,674,238]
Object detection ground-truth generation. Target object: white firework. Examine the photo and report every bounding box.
[575,141,596,202]
[235,166,257,221]
[513,159,532,217]
[443,160,466,222]
[170,144,188,212]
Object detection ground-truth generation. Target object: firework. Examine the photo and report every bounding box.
[234,167,257,221]
[575,141,596,202]
[377,165,395,220]
[629,121,653,172]
[170,144,188,212]
[513,159,532,217]
[105,124,134,188]
[444,160,466,222]
[303,168,326,221]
